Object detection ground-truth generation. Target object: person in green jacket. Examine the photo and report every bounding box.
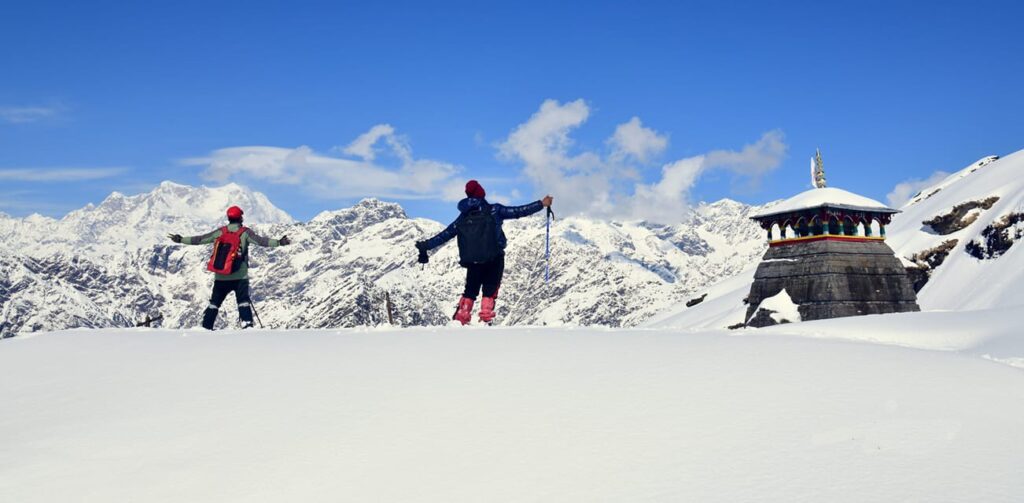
[168,205,291,330]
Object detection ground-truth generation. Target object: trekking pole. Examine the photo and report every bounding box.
[385,291,395,325]
[545,206,554,283]
[250,299,265,329]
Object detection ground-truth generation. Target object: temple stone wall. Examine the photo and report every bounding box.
[744,240,920,327]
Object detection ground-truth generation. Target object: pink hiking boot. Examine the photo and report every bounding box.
[479,296,496,324]
[453,296,475,325]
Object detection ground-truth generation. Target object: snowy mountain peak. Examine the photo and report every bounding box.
[351,198,407,218]
[310,198,407,237]
[69,181,293,226]
[0,182,294,255]
[697,198,747,212]
[23,213,57,225]
[313,198,406,221]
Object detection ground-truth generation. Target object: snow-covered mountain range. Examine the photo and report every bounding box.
[0,182,768,336]
[650,149,1024,329]
[8,146,1018,338]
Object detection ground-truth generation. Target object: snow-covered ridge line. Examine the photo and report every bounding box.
[903,155,1000,207]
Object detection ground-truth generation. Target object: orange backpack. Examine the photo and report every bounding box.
[206,226,247,274]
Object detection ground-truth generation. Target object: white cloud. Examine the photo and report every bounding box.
[183,102,786,222]
[498,98,593,172]
[625,131,786,221]
[498,99,613,216]
[497,99,787,223]
[629,156,706,221]
[0,167,127,182]
[441,180,470,202]
[342,124,396,161]
[183,125,461,200]
[887,170,951,208]
[704,130,787,178]
[0,106,60,124]
[608,117,668,162]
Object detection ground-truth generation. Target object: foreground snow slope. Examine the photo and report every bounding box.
[2,325,1023,502]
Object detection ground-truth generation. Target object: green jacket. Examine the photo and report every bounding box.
[182,223,281,281]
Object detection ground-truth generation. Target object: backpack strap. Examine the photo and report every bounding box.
[465,202,490,215]
[219,225,247,237]
[235,226,249,258]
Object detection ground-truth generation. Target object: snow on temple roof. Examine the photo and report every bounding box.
[752,187,897,220]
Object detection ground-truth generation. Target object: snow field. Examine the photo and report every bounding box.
[2,327,1023,502]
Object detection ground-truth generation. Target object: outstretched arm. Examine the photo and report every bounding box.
[169,229,221,245]
[419,220,458,251]
[244,228,285,247]
[496,199,546,220]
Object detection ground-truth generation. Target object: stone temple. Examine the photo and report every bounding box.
[742,151,920,327]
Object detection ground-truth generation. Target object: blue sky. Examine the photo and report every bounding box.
[2,0,1022,222]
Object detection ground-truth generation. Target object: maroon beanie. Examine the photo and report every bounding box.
[465,180,486,199]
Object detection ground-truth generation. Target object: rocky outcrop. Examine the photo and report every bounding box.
[746,308,782,327]
[744,240,919,327]
[685,293,707,307]
[923,197,999,235]
[965,213,1024,259]
[904,239,959,292]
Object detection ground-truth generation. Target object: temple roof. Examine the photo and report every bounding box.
[752,187,897,220]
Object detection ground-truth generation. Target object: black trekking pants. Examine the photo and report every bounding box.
[202,279,254,330]
[463,256,504,300]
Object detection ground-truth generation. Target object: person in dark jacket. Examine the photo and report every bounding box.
[416,180,552,325]
[168,205,291,330]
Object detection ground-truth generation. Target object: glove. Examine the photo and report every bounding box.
[168,233,182,243]
[279,235,291,246]
[415,241,429,264]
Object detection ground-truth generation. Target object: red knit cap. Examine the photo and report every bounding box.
[226,206,244,220]
[465,180,486,199]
